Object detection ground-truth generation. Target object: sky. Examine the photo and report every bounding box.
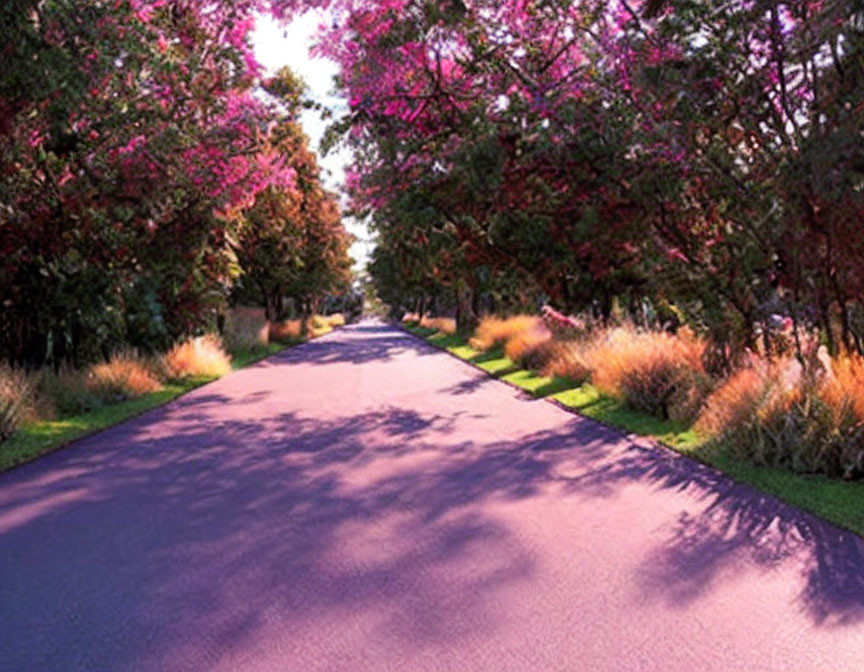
[252,11,371,270]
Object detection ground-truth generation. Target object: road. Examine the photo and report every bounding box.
[1,320,863,671]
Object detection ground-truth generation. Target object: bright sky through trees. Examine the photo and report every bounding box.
[252,11,371,269]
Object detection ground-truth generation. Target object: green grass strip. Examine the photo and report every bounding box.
[0,341,299,474]
[408,324,864,538]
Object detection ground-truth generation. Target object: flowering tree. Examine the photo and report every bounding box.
[3,0,863,357]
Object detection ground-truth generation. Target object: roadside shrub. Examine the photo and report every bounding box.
[696,366,769,438]
[225,307,269,350]
[307,315,334,338]
[0,365,38,441]
[469,315,538,351]
[38,367,102,416]
[162,335,232,379]
[589,326,711,422]
[401,312,420,325]
[503,324,553,368]
[541,340,593,384]
[419,316,457,335]
[697,354,864,478]
[87,352,162,402]
[326,313,346,327]
[269,319,304,343]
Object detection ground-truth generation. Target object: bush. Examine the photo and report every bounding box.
[698,355,864,478]
[469,315,539,351]
[307,315,333,338]
[401,312,420,325]
[325,313,346,327]
[38,367,102,416]
[225,307,269,350]
[419,316,457,335]
[87,352,163,402]
[540,340,593,384]
[503,324,553,368]
[589,326,711,422]
[162,335,232,379]
[269,320,304,343]
[0,365,39,442]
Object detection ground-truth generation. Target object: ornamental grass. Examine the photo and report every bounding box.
[162,334,232,379]
[0,365,40,442]
[269,319,304,343]
[588,326,711,422]
[87,352,163,402]
[419,315,457,335]
[469,315,539,351]
[698,354,864,478]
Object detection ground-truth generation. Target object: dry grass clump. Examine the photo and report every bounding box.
[469,315,539,351]
[696,353,864,478]
[307,314,334,338]
[0,365,40,441]
[402,312,420,324]
[589,326,710,422]
[163,335,232,379]
[540,340,593,384]
[87,352,162,402]
[270,319,304,344]
[419,316,457,335]
[696,366,771,437]
[503,323,554,368]
[325,313,346,327]
[225,307,269,349]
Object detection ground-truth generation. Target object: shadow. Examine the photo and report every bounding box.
[2,318,864,671]
[565,439,864,626]
[0,403,572,671]
[468,349,505,365]
[530,376,577,399]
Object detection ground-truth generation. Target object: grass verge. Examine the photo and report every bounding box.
[405,324,864,537]
[0,340,300,474]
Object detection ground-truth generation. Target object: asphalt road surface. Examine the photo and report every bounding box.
[2,320,863,671]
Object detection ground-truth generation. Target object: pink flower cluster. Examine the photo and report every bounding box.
[541,305,584,337]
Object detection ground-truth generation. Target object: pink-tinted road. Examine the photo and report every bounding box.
[2,321,864,672]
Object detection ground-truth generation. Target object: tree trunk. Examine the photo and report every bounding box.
[455,281,478,336]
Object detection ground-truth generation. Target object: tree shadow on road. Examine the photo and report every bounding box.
[2,379,864,672]
[564,438,864,626]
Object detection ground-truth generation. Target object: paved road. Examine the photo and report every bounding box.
[2,320,864,671]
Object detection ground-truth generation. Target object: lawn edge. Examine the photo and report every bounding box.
[397,322,864,539]
[0,331,337,475]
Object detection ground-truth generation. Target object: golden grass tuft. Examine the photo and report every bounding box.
[540,340,593,383]
[162,334,232,379]
[419,316,457,335]
[307,315,333,338]
[822,354,864,423]
[269,319,304,344]
[325,313,346,328]
[87,352,162,401]
[0,365,41,441]
[503,324,553,367]
[469,315,539,351]
[588,326,710,421]
[696,366,772,436]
